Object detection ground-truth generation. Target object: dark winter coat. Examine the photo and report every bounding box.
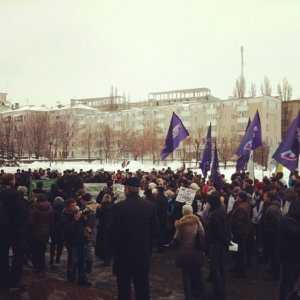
[29,201,54,243]
[262,200,282,235]
[110,192,159,272]
[61,208,77,244]
[280,200,300,264]
[95,202,114,259]
[206,205,229,247]
[230,200,252,241]
[0,186,28,242]
[51,204,64,243]
[174,214,205,270]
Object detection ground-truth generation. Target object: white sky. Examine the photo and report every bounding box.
[0,0,299,105]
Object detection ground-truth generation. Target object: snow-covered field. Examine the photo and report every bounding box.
[1,159,289,182]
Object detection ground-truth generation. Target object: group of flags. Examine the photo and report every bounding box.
[160,110,300,182]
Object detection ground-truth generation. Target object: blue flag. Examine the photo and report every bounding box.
[236,117,251,172]
[273,112,300,171]
[160,112,189,160]
[236,110,262,158]
[200,123,212,178]
[211,141,223,190]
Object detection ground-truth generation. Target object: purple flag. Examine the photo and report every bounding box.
[236,110,262,158]
[236,117,251,172]
[211,141,223,190]
[273,112,300,171]
[160,112,189,160]
[200,123,212,177]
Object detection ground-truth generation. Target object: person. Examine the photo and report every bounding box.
[173,204,206,300]
[110,177,159,300]
[64,206,92,286]
[279,199,300,300]
[0,173,28,292]
[230,191,252,277]
[206,192,229,300]
[261,191,282,280]
[95,193,114,265]
[79,193,98,273]
[50,196,65,266]
[61,198,78,281]
[29,194,54,273]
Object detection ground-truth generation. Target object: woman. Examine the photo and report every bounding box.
[174,204,206,300]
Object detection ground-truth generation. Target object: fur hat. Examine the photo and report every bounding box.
[182,204,193,216]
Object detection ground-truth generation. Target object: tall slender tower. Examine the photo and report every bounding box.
[241,46,244,78]
[240,46,246,98]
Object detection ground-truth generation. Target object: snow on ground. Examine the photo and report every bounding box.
[1,159,290,182]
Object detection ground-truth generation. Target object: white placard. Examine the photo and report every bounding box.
[176,187,196,205]
[113,184,125,193]
[84,183,107,199]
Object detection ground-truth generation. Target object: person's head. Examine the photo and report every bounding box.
[263,191,276,203]
[1,173,15,187]
[125,177,140,195]
[182,204,193,216]
[37,194,47,203]
[238,191,248,202]
[53,196,65,208]
[102,193,112,204]
[82,193,92,203]
[207,191,222,210]
[65,198,77,210]
[17,185,28,197]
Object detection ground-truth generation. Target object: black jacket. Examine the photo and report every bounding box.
[110,193,159,271]
[206,205,229,246]
[0,186,28,242]
[280,200,300,264]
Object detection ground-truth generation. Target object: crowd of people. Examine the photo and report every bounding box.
[0,166,300,300]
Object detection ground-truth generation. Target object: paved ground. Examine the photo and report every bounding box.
[1,250,278,300]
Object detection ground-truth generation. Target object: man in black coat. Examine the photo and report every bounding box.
[0,173,28,292]
[279,199,300,300]
[206,192,229,300]
[110,177,159,300]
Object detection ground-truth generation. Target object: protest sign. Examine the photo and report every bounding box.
[84,183,107,199]
[175,187,196,205]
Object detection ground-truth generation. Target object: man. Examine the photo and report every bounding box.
[206,192,229,300]
[110,177,159,300]
[0,173,28,293]
[230,191,251,277]
[261,190,282,280]
[279,199,300,300]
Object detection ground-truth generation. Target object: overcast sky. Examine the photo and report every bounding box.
[0,0,299,106]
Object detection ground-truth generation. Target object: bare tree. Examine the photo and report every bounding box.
[277,78,292,101]
[101,124,114,163]
[260,76,272,96]
[249,82,257,98]
[24,112,50,159]
[233,75,246,98]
